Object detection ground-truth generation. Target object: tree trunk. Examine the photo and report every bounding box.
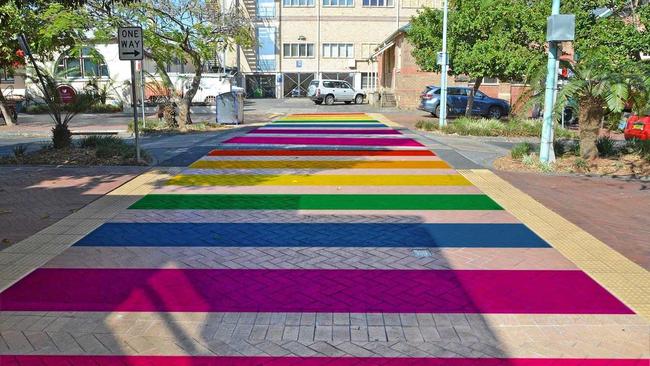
[176,56,203,129]
[465,78,482,117]
[578,98,604,160]
[177,98,192,130]
[0,88,16,126]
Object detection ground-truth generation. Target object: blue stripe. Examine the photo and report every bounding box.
[268,124,387,128]
[74,223,550,248]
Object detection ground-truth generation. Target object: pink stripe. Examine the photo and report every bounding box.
[0,269,631,314]
[249,129,401,135]
[0,356,647,366]
[224,136,424,147]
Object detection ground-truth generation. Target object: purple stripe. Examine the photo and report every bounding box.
[0,269,632,314]
[250,129,401,135]
[223,136,424,147]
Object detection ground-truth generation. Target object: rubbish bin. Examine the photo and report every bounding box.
[215,90,244,125]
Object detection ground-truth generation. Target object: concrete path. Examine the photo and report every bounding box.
[0,113,648,365]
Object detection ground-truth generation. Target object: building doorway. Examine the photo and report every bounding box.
[245,75,276,98]
[283,73,315,98]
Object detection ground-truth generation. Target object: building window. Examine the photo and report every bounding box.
[361,72,376,89]
[321,72,355,86]
[323,0,353,6]
[362,0,393,7]
[322,43,354,58]
[283,43,314,58]
[257,0,276,17]
[0,68,15,83]
[257,27,277,71]
[166,58,186,73]
[283,0,314,6]
[402,0,439,8]
[361,43,379,59]
[54,48,109,79]
[482,77,499,84]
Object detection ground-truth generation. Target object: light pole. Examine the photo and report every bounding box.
[439,0,449,128]
[539,0,561,163]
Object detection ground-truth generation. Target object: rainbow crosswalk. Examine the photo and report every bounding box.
[0,113,648,365]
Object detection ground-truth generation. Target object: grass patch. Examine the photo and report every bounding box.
[511,142,533,159]
[415,117,575,138]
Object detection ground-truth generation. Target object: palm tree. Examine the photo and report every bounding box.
[555,61,648,160]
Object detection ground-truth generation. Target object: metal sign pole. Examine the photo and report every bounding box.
[140,61,146,128]
[130,60,141,162]
[439,0,449,128]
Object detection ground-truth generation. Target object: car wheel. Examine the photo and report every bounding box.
[488,106,503,120]
[314,101,323,105]
[434,105,449,118]
[324,95,335,105]
[355,94,364,104]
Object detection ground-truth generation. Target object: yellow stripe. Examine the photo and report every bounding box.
[189,160,451,169]
[167,174,472,186]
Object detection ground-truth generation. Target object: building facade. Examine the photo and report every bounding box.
[232,0,442,98]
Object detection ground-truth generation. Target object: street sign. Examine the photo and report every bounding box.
[118,27,144,61]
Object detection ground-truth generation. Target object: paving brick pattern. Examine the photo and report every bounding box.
[0,113,648,363]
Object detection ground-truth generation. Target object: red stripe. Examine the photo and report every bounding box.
[224,137,424,147]
[1,356,647,366]
[286,113,368,116]
[0,269,632,314]
[207,149,436,156]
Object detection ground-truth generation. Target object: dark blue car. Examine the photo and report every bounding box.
[418,86,511,119]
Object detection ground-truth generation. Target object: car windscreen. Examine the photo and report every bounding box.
[310,81,319,87]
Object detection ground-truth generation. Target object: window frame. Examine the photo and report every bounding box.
[362,0,393,7]
[322,43,355,59]
[54,48,109,80]
[283,43,315,58]
[283,0,315,7]
[323,0,354,7]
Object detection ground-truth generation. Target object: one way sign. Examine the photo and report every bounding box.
[118,26,143,61]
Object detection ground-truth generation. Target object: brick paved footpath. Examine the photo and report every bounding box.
[0,113,648,365]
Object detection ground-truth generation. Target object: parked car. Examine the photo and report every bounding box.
[417,86,510,119]
[624,114,650,140]
[308,79,365,105]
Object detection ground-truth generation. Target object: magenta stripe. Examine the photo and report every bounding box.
[0,269,631,314]
[223,136,424,147]
[249,129,401,135]
[1,356,647,366]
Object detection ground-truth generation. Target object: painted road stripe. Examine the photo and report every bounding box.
[164,174,471,186]
[151,185,483,194]
[0,269,631,313]
[249,129,402,134]
[113,209,517,223]
[46,247,576,270]
[207,149,435,156]
[72,223,548,248]
[224,137,424,147]
[178,169,460,176]
[188,160,452,170]
[3,356,648,365]
[129,194,500,210]
[270,123,388,127]
[274,119,381,123]
[196,155,444,161]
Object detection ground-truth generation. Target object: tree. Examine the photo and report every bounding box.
[0,0,90,143]
[407,0,548,117]
[88,0,253,130]
[552,0,650,159]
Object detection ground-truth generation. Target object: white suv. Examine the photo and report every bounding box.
[307,79,365,105]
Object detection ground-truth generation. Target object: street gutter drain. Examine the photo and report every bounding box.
[412,249,432,258]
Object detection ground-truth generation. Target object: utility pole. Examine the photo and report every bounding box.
[439,0,449,128]
[539,0,561,163]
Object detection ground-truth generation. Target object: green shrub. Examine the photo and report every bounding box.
[415,117,575,138]
[553,140,566,157]
[78,135,125,148]
[595,136,617,157]
[128,118,164,133]
[569,141,580,156]
[87,104,123,113]
[521,154,536,166]
[626,139,650,161]
[12,145,28,158]
[511,142,533,159]
[574,157,588,170]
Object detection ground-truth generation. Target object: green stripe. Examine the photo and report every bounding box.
[130,194,503,210]
[274,120,380,123]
